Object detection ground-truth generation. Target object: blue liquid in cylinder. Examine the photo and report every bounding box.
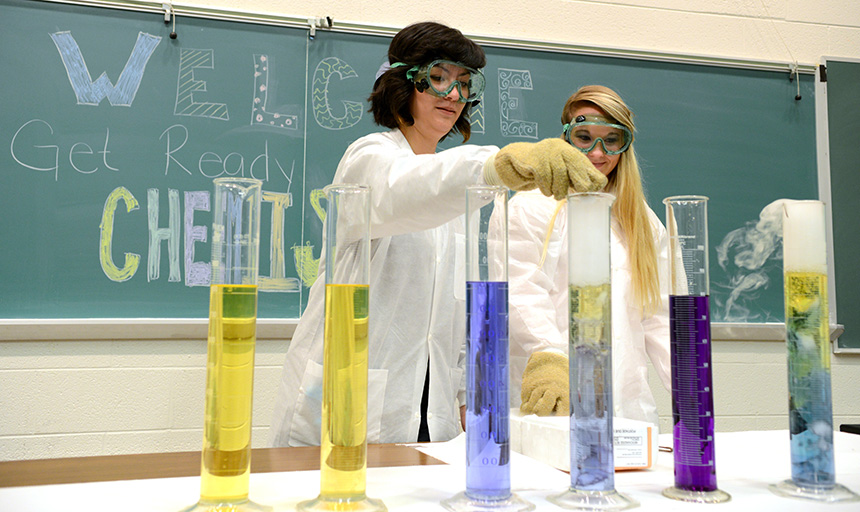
[465,281,511,501]
[785,271,835,488]
[568,282,614,491]
[669,295,718,492]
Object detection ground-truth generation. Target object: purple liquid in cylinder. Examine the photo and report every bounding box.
[669,295,718,492]
[465,281,511,501]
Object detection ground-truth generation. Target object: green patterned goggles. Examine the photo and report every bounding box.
[399,59,485,103]
[563,115,633,155]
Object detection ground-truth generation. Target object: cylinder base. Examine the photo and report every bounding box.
[297,494,387,511]
[662,486,731,504]
[769,479,860,503]
[441,491,535,512]
[179,498,272,512]
[548,488,639,511]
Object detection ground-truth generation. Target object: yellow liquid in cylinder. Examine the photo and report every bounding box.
[321,284,369,499]
[785,271,831,373]
[200,284,258,503]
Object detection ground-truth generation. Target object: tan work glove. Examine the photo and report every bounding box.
[520,351,570,416]
[483,138,607,200]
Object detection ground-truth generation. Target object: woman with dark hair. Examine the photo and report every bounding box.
[270,22,606,446]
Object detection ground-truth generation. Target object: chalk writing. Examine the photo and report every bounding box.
[174,48,229,120]
[10,120,119,181]
[292,188,326,287]
[184,191,210,287]
[470,102,486,135]
[159,124,292,181]
[260,191,300,292]
[312,57,363,130]
[99,186,141,282]
[147,188,181,282]
[51,31,160,106]
[498,68,537,139]
[252,54,299,130]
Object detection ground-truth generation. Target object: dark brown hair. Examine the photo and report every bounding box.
[369,22,486,142]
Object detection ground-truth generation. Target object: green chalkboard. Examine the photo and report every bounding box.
[0,0,818,321]
[824,59,860,351]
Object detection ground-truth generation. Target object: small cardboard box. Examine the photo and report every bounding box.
[510,409,657,471]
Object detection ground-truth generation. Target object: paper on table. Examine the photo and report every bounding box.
[406,432,570,492]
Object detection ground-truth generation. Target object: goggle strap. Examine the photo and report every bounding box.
[389,62,418,80]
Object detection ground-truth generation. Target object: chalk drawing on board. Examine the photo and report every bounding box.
[498,68,538,139]
[184,190,211,287]
[99,186,141,282]
[50,31,160,107]
[147,188,182,283]
[251,54,299,130]
[260,190,301,292]
[174,48,229,120]
[292,188,327,288]
[312,57,363,130]
[470,101,485,134]
[713,199,787,322]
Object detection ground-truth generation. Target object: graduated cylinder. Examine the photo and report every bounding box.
[182,178,265,512]
[662,195,729,504]
[298,184,385,512]
[770,200,859,503]
[442,185,533,512]
[549,192,638,511]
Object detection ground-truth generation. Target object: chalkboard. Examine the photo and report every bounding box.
[823,59,860,352]
[0,0,818,323]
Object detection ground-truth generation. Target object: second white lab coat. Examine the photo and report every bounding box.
[269,129,498,446]
[499,189,671,425]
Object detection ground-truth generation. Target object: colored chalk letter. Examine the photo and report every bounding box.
[292,188,326,287]
[147,188,181,282]
[184,190,210,287]
[498,68,538,139]
[251,55,299,130]
[260,191,299,292]
[99,187,141,282]
[51,31,160,106]
[312,57,362,130]
[174,48,229,120]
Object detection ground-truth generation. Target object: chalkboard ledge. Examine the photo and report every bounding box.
[713,322,847,351]
[0,318,297,341]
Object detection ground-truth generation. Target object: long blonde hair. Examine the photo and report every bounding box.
[562,85,661,314]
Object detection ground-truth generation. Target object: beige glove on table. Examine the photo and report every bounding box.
[520,351,570,416]
[483,138,607,200]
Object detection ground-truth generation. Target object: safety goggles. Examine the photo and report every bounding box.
[563,115,633,155]
[400,59,485,103]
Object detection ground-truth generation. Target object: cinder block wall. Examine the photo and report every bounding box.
[0,338,288,460]
[1,337,858,461]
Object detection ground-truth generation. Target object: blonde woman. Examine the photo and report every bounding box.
[503,85,671,425]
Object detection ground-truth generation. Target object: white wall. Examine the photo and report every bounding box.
[0,337,289,460]
[198,0,860,67]
[2,336,858,461]
[2,0,860,461]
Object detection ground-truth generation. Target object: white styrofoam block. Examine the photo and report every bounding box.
[510,409,658,472]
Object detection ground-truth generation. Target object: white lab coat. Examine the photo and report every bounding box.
[269,129,498,446]
[499,189,671,425]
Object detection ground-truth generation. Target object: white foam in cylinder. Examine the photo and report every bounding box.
[782,200,827,273]
[568,193,614,286]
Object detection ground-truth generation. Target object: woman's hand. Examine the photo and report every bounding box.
[484,138,607,200]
